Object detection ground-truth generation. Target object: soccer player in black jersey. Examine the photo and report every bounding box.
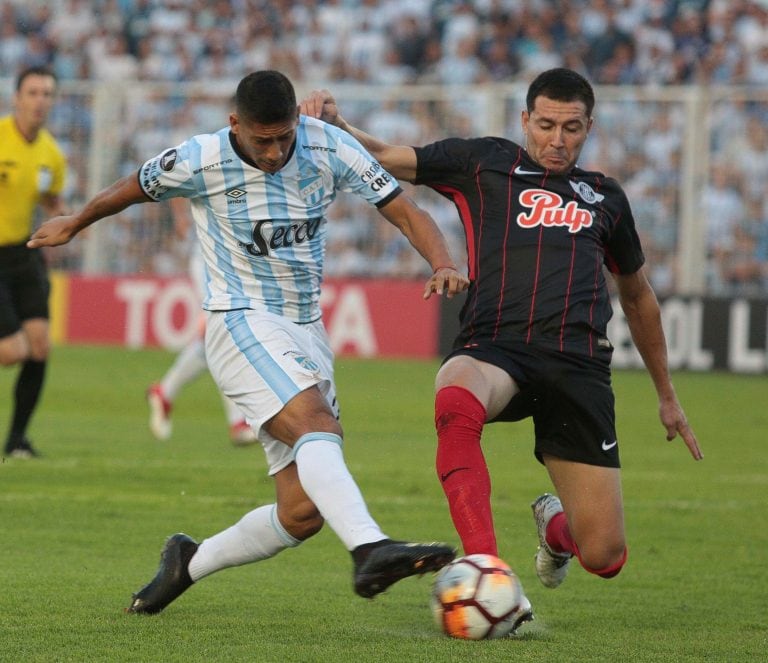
[301,68,702,610]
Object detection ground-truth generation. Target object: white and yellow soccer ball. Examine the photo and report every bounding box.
[431,554,525,640]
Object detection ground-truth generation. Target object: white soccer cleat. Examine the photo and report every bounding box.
[147,384,172,441]
[229,419,258,447]
[510,591,534,634]
[531,493,573,588]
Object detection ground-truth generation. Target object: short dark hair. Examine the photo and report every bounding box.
[526,68,595,118]
[234,70,296,124]
[16,66,57,92]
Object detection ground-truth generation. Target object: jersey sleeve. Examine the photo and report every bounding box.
[603,183,646,275]
[413,137,475,185]
[138,141,198,201]
[330,128,402,207]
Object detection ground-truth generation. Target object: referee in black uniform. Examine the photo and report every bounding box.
[301,68,702,619]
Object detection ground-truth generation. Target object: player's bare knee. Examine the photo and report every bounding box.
[0,336,29,365]
[314,411,342,436]
[268,406,342,446]
[0,351,18,367]
[281,503,324,541]
[20,322,48,358]
[577,536,626,569]
[28,346,49,362]
[0,349,27,366]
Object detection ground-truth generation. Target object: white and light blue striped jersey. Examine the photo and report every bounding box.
[138,115,402,323]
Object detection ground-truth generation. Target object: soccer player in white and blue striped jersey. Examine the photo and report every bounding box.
[29,70,469,613]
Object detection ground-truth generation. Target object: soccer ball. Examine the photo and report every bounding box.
[431,554,525,640]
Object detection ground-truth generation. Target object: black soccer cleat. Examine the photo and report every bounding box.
[126,533,198,614]
[4,438,42,459]
[353,541,456,599]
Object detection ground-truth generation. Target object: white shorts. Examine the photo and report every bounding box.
[205,309,339,475]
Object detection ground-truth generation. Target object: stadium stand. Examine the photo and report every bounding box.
[0,0,766,296]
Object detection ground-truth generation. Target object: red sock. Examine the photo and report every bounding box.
[581,547,628,579]
[547,513,628,578]
[435,386,497,556]
[545,511,579,556]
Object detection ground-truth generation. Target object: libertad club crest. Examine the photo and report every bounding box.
[569,179,604,204]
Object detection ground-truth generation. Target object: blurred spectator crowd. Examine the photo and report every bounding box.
[2,0,767,296]
[3,0,768,87]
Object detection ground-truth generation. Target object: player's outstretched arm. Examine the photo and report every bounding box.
[299,90,418,182]
[377,193,468,300]
[28,175,149,248]
[615,269,703,460]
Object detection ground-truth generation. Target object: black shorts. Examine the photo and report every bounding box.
[444,340,620,468]
[0,243,50,338]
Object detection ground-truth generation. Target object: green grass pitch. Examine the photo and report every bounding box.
[1,345,766,662]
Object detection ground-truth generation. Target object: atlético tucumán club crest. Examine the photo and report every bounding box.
[288,351,320,374]
[299,176,324,206]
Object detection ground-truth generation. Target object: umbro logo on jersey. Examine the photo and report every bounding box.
[517,189,593,233]
[569,179,605,204]
[514,166,543,176]
[226,188,247,199]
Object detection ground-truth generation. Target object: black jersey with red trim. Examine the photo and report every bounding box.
[414,136,645,359]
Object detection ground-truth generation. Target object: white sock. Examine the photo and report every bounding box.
[161,338,207,400]
[187,504,300,581]
[293,433,386,551]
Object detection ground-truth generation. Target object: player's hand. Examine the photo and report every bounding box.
[299,89,341,126]
[660,398,702,460]
[27,216,80,248]
[423,267,469,300]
